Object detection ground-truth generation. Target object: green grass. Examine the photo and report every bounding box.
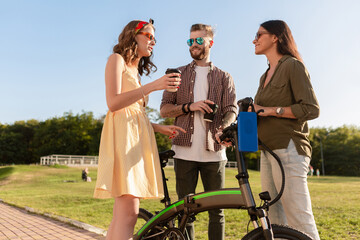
[0,165,359,239]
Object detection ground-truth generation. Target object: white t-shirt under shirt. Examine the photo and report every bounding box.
[172,66,227,162]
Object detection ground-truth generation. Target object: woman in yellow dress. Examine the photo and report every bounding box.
[94,19,185,240]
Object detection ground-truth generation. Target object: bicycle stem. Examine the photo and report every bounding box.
[232,127,257,208]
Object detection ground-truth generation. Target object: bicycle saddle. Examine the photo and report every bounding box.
[159,150,175,168]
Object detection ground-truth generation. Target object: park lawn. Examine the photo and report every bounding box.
[0,165,359,240]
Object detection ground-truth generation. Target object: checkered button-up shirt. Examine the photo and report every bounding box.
[160,61,237,152]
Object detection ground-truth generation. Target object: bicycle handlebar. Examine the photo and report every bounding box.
[219,124,236,143]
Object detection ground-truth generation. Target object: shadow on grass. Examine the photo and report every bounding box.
[0,167,15,181]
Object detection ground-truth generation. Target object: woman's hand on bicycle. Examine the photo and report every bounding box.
[152,124,186,139]
[249,104,269,116]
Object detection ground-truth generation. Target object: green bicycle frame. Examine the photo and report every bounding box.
[134,122,262,240]
[134,188,246,239]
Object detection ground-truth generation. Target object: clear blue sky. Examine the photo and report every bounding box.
[1,0,359,128]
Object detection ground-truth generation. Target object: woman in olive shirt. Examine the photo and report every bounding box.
[252,20,320,240]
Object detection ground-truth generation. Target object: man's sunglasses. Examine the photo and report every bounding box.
[138,32,156,43]
[187,37,205,47]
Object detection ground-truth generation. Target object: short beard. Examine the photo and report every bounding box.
[190,46,209,60]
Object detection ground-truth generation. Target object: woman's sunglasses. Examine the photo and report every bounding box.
[255,31,271,41]
[138,32,156,43]
[187,37,205,47]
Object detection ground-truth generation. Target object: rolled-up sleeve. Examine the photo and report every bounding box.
[290,61,320,122]
[221,73,237,115]
[160,90,177,109]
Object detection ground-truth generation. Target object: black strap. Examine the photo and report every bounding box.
[187,102,193,113]
[182,103,187,113]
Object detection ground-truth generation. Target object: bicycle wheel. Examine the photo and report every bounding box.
[242,224,312,240]
[135,208,153,233]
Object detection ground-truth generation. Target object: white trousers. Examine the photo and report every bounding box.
[260,139,320,240]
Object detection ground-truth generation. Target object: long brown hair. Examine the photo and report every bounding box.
[112,20,157,76]
[261,20,303,62]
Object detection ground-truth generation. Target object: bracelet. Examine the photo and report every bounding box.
[140,87,145,99]
[182,103,187,114]
[187,102,193,113]
[139,87,147,107]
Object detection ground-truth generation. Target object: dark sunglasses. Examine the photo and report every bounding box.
[138,32,156,43]
[255,31,271,41]
[187,37,205,47]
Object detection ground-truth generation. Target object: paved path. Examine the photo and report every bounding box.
[0,202,106,240]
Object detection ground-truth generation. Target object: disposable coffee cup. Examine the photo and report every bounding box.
[204,103,218,122]
[165,68,181,92]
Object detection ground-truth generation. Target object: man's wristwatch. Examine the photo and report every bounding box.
[276,107,284,116]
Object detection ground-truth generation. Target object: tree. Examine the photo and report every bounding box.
[31,111,103,160]
[0,120,37,164]
[310,125,360,176]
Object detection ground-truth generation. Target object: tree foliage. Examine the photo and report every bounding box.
[0,121,36,164]
[0,112,102,165]
[31,111,103,159]
[309,125,360,176]
[1,109,359,176]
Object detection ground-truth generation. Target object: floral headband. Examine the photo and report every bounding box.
[134,18,154,34]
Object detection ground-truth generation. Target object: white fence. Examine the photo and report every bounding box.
[40,154,238,168]
[226,161,238,168]
[166,159,237,168]
[40,154,99,166]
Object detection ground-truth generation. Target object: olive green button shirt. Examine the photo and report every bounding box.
[254,55,320,157]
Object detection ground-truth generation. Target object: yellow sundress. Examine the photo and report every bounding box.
[93,69,164,199]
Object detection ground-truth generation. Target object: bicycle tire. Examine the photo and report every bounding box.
[242,224,312,240]
[136,208,171,239]
[139,208,154,220]
[135,208,154,233]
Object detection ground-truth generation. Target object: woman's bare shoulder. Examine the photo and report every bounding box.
[108,53,125,63]
[106,53,126,71]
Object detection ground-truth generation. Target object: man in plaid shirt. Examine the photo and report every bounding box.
[160,23,237,240]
